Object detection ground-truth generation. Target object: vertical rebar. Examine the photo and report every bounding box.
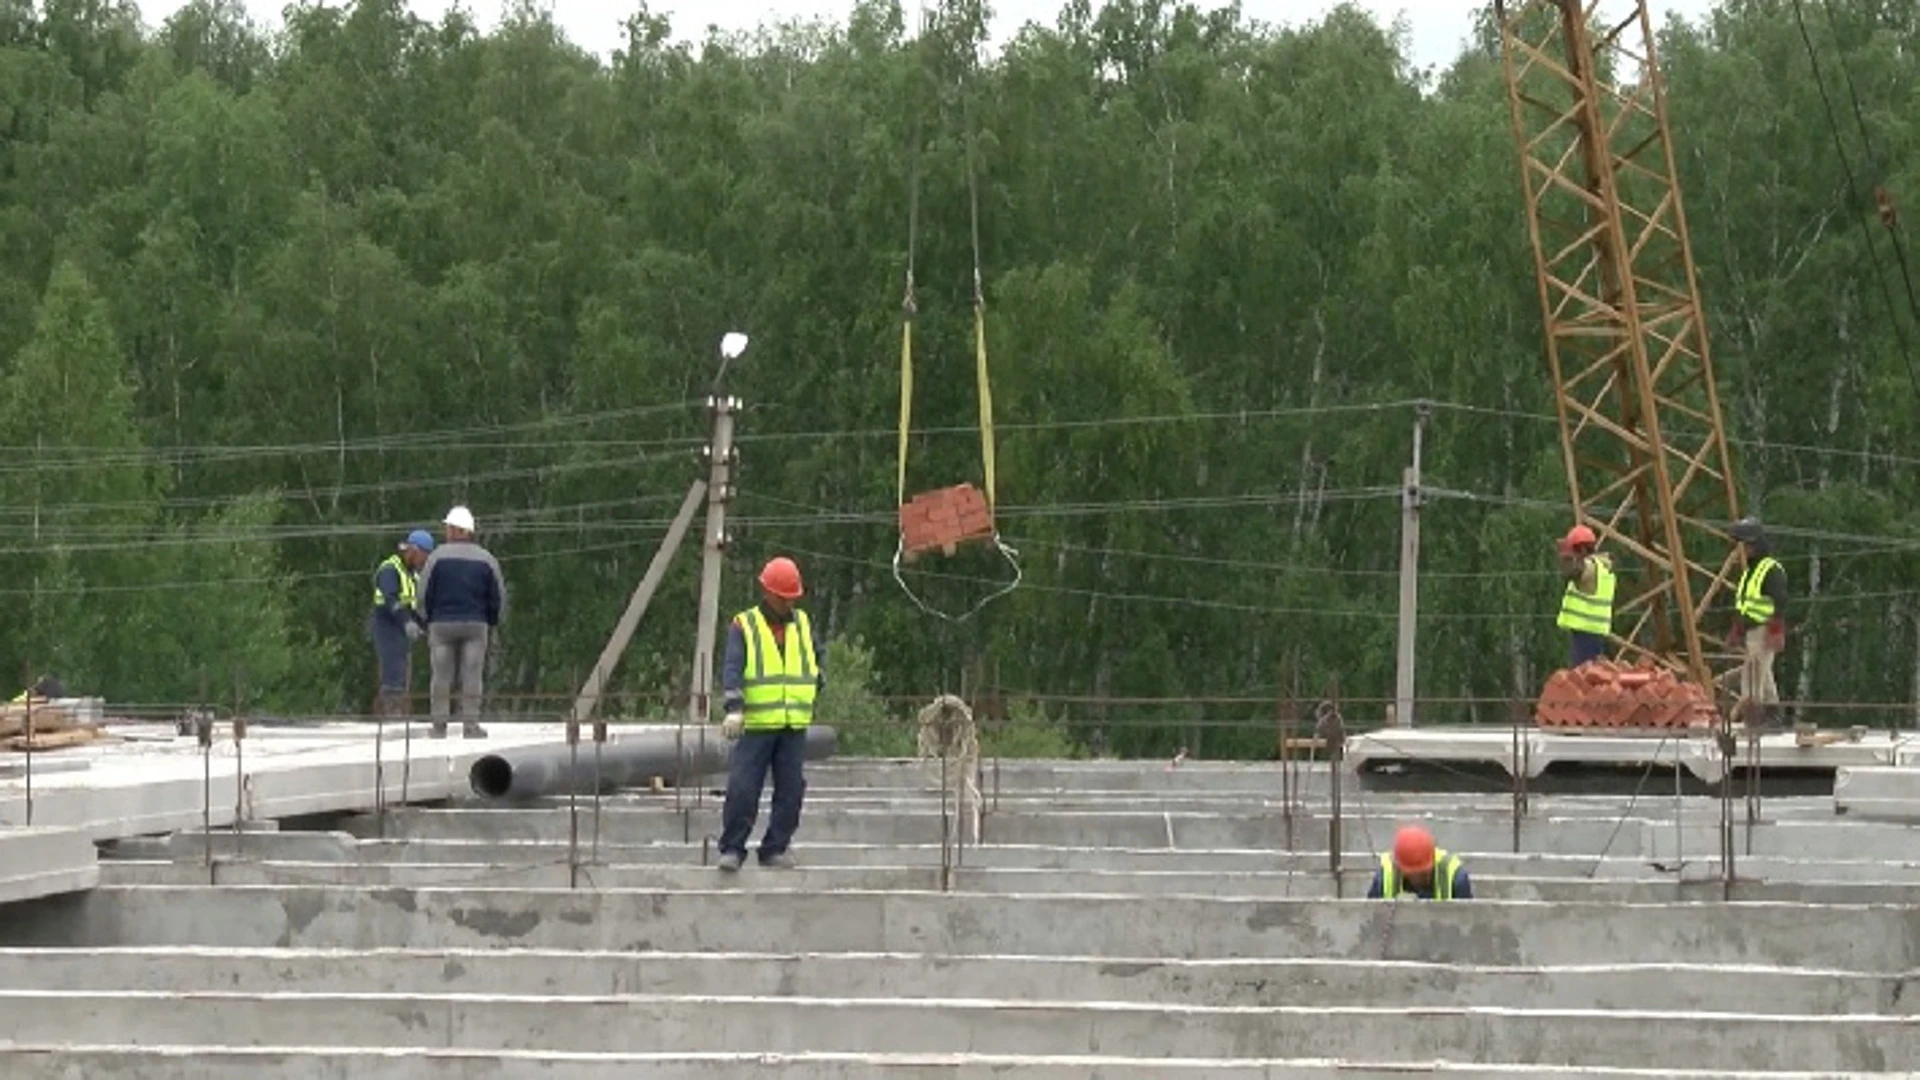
[1510,695,1528,853]
[196,708,214,881]
[566,714,582,889]
[939,751,953,892]
[20,664,33,828]
[592,717,607,864]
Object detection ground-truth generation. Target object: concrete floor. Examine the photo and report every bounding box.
[3,750,1920,1075]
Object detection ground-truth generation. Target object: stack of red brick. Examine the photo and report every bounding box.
[899,483,995,560]
[1534,659,1716,730]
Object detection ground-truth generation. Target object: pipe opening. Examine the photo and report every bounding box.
[470,754,515,799]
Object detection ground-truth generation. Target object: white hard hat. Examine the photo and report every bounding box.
[443,505,476,532]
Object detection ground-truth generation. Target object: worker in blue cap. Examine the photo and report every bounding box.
[370,530,434,718]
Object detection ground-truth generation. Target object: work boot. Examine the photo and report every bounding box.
[759,852,797,870]
[462,721,488,739]
[716,852,744,872]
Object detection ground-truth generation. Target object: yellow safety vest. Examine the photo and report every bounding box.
[736,607,818,731]
[1736,556,1782,623]
[1379,849,1462,900]
[1556,554,1615,636]
[372,554,417,611]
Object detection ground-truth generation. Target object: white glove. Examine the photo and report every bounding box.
[403,621,422,642]
[721,712,744,739]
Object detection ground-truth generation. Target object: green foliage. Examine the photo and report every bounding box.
[980,698,1081,760]
[815,634,913,756]
[0,0,1913,741]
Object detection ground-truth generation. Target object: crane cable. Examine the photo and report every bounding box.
[891,16,1021,624]
[1788,0,1920,404]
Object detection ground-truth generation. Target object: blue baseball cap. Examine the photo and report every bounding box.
[402,529,435,552]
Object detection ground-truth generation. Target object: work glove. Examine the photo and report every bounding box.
[721,712,744,740]
[1765,617,1786,650]
[403,621,422,642]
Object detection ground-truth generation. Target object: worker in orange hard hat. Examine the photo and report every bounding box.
[1555,523,1615,668]
[1368,825,1472,900]
[714,555,825,872]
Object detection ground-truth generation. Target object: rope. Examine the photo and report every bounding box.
[889,10,1021,624]
[916,693,981,845]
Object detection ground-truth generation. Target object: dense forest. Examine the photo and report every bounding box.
[0,0,1915,756]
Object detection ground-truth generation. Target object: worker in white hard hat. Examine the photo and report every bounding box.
[416,505,503,739]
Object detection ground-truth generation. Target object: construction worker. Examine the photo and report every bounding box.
[370,530,433,718]
[1368,825,1472,900]
[1727,517,1787,728]
[1556,524,1615,668]
[418,505,501,739]
[715,555,824,872]
[10,675,66,705]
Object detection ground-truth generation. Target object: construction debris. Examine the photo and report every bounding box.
[1534,659,1716,732]
[0,697,107,752]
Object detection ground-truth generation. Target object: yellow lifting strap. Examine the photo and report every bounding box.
[889,44,1019,624]
[894,280,996,513]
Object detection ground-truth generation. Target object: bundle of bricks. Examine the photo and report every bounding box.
[1534,659,1717,731]
[898,483,995,563]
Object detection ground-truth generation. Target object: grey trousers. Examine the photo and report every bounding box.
[429,622,489,724]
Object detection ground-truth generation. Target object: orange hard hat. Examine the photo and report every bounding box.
[758,556,804,600]
[1392,825,1435,874]
[1564,524,1597,549]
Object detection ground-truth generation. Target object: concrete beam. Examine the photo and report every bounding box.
[3,887,1915,971]
[0,724,577,840]
[88,859,1920,905]
[0,992,1911,1069]
[314,837,1920,884]
[0,1046,1876,1080]
[0,827,97,903]
[0,947,1905,1015]
[347,805,1886,860]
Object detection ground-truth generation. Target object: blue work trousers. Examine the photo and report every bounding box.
[718,728,808,861]
[369,612,411,693]
[1568,631,1607,668]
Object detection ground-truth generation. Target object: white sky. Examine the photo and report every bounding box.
[133,0,1722,76]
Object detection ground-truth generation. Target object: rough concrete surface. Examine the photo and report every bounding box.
[6,748,1920,1074]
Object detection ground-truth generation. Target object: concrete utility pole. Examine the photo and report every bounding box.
[1393,401,1430,729]
[687,333,748,730]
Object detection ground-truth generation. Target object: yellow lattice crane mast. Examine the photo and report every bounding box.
[1494,0,1745,726]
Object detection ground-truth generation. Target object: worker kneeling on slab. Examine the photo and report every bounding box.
[715,556,823,872]
[1368,825,1472,900]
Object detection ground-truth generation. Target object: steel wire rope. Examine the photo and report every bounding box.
[1788,0,1920,404]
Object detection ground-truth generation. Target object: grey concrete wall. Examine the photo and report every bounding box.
[1,947,1906,1015]
[0,1046,1876,1080]
[0,992,1911,1069]
[3,887,1916,971]
[88,858,1920,905]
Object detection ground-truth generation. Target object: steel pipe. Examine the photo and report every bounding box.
[468,725,838,801]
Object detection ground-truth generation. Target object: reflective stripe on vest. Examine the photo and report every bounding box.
[737,607,817,730]
[372,554,417,610]
[1736,556,1782,623]
[1556,554,1615,636]
[1379,849,1460,900]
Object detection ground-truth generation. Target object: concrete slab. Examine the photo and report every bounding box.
[344,805,1860,860]
[0,1046,1885,1080]
[0,826,97,903]
[314,837,1920,884]
[4,887,1915,971]
[1346,727,1907,783]
[1,947,1904,1015]
[87,858,1920,905]
[0,991,1912,1069]
[0,722,578,840]
[1835,766,1920,820]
